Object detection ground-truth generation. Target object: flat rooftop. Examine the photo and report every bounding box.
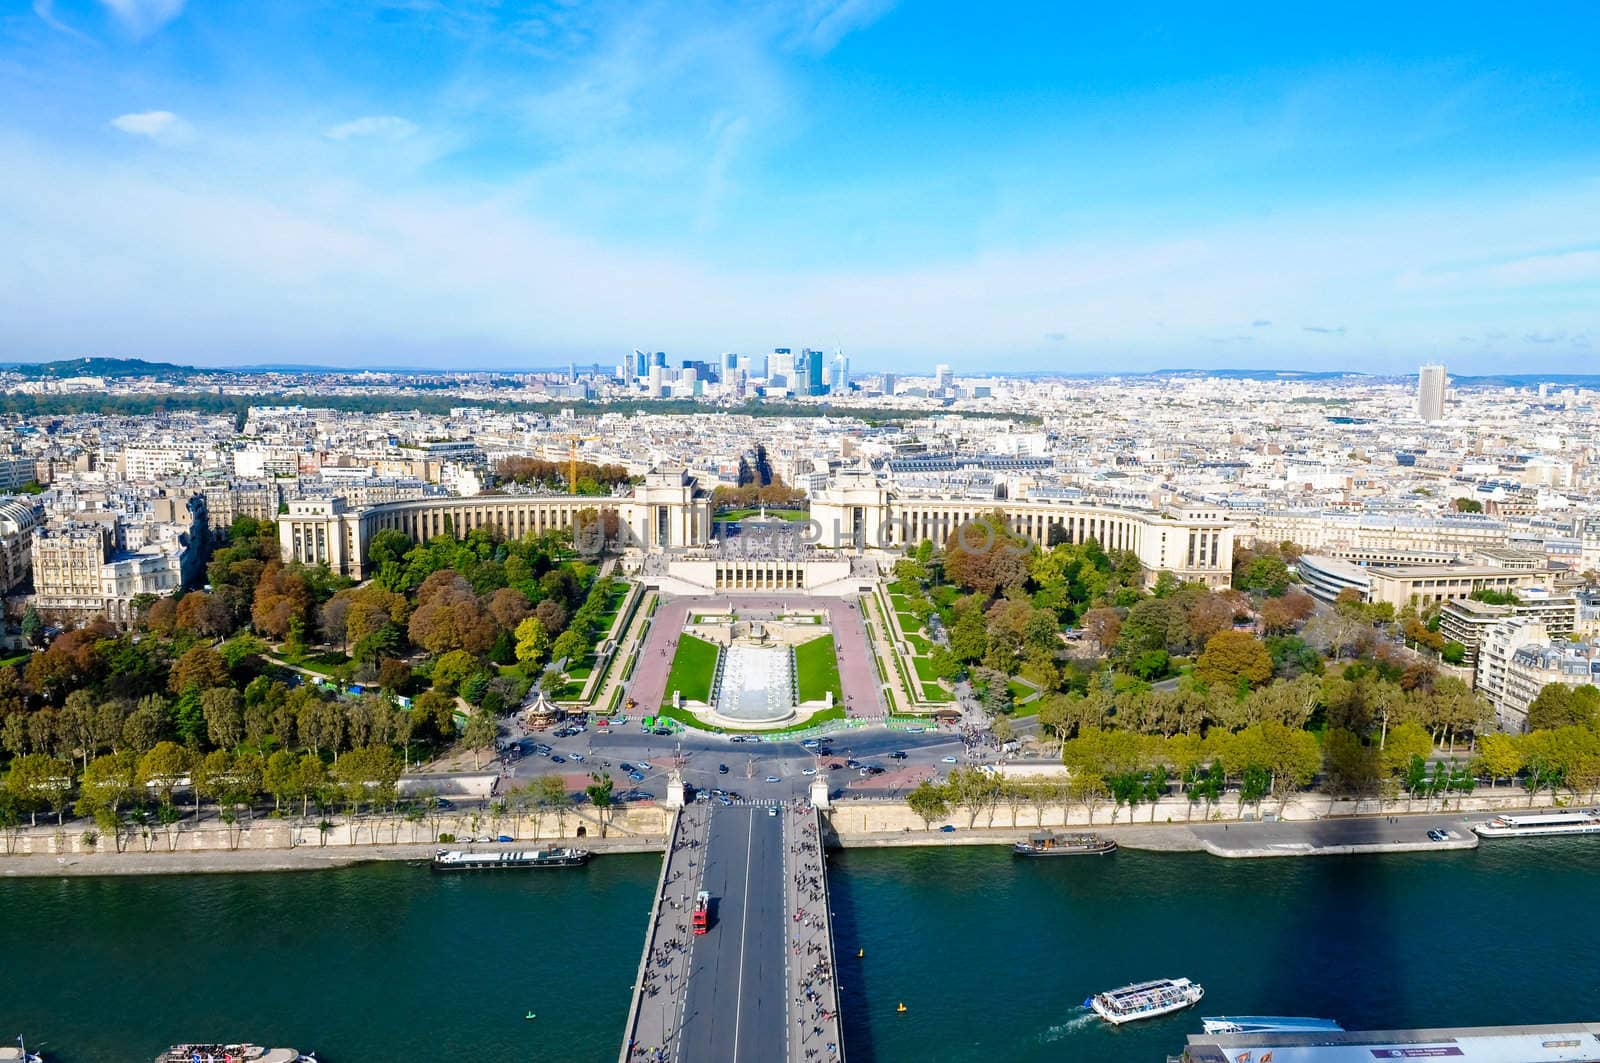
[1182,1022,1600,1063]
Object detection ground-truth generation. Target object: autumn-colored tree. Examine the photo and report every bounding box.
[533,598,569,637]
[486,587,534,631]
[169,643,229,695]
[943,511,1033,597]
[143,597,179,636]
[1195,630,1274,688]
[176,591,233,638]
[407,572,495,655]
[252,561,312,640]
[1080,607,1121,651]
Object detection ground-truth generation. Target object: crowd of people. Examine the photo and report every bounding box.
[626,803,708,1061]
[787,801,842,1061]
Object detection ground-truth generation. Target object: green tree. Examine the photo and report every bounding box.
[585,772,614,837]
[20,605,44,648]
[514,617,551,671]
[7,753,73,826]
[906,779,951,831]
[461,710,498,769]
[137,741,190,809]
[1475,732,1523,788]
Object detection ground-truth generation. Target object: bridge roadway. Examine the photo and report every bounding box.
[620,800,844,1063]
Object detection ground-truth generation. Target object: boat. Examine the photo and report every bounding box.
[1201,1016,1344,1034]
[431,846,591,870]
[2,1043,44,1063]
[154,1047,310,1063]
[1473,810,1600,838]
[1084,978,1204,1024]
[1012,831,1116,856]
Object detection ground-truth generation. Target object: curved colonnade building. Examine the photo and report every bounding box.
[278,465,1235,589]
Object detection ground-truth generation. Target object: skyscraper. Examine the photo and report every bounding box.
[830,350,849,394]
[804,348,825,395]
[1418,363,1447,422]
[934,364,953,393]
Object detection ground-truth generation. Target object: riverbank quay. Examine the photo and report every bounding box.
[0,834,667,877]
[0,785,1559,876]
[825,808,1489,858]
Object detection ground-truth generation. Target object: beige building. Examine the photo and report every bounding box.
[279,466,714,579]
[1246,510,1509,556]
[1476,617,1600,732]
[0,497,42,594]
[809,467,1234,587]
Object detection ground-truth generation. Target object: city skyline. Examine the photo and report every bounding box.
[2,2,1598,371]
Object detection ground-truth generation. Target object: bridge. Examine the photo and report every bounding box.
[619,796,845,1063]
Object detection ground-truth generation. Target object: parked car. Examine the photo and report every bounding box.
[620,762,635,772]
[941,755,958,763]
[765,775,781,784]
[628,771,645,781]
[939,824,957,833]
[549,754,566,764]
[718,764,729,774]
[653,727,672,736]
[890,751,908,760]
[569,753,584,762]
[802,767,818,776]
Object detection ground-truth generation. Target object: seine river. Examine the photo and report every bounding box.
[4,840,1598,1062]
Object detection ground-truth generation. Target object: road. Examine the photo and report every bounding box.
[501,722,973,804]
[1192,810,1486,853]
[676,804,788,1063]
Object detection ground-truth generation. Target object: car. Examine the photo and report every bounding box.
[549,754,566,764]
[889,751,908,760]
[765,775,781,784]
[802,767,818,776]
[827,762,843,770]
[718,764,729,775]
[726,792,742,801]
[906,726,925,734]
[710,788,727,797]
[845,758,861,768]
[619,762,635,772]
[767,806,778,816]
[941,755,958,763]
[653,727,672,736]
[801,739,820,749]
[716,795,733,806]
[628,771,645,781]
[867,766,886,775]
[569,753,584,762]
[939,824,957,833]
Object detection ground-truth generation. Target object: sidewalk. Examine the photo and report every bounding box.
[785,802,843,1063]
[621,802,709,1063]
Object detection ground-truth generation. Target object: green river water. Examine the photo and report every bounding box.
[3,839,1596,1062]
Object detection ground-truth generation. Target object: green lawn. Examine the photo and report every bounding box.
[922,683,955,702]
[0,651,31,669]
[282,649,350,676]
[912,656,941,682]
[904,632,932,654]
[663,633,719,705]
[1007,679,1034,701]
[895,611,922,635]
[713,508,810,522]
[794,634,844,704]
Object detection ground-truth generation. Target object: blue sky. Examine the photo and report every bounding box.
[2,1,1598,373]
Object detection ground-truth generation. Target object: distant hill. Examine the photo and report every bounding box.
[2,357,199,379]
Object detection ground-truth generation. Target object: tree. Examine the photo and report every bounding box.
[1475,732,1523,788]
[943,512,1032,597]
[169,644,229,696]
[7,753,73,826]
[1527,683,1599,731]
[1237,556,1291,596]
[906,779,951,831]
[533,774,572,838]
[585,773,614,837]
[20,605,44,648]
[201,687,244,750]
[1195,631,1273,688]
[1381,721,1434,778]
[514,616,551,671]
[462,710,498,770]
[138,741,190,808]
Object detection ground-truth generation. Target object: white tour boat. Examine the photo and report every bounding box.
[1085,977,1204,1024]
[1473,810,1600,839]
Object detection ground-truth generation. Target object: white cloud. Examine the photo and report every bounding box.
[109,110,193,144]
[324,115,420,142]
[33,0,95,42]
[97,0,186,38]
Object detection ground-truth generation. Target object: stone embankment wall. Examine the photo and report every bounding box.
[823,785,1563,838]
[0,804,671,858]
